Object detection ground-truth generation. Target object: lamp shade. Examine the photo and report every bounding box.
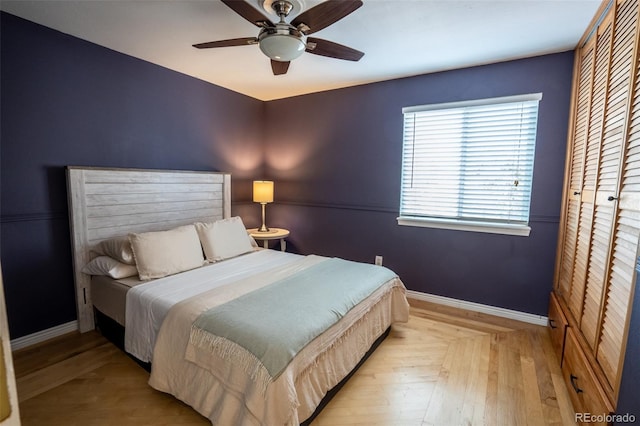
[253,181,274,203]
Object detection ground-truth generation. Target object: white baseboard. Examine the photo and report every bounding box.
[10,321,78,351]
[406,290,548,326]
[8,293,546,350]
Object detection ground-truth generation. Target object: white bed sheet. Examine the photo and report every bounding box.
[124,249,303,362]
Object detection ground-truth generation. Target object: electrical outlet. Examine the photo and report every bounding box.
[375,255,383,266]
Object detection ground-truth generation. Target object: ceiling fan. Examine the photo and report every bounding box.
[193,0,365,75]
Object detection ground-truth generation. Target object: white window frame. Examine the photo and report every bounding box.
[397,93,542,237]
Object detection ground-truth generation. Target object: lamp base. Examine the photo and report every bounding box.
[258,202,269,232]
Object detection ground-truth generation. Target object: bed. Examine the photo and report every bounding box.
[66,166,410,425]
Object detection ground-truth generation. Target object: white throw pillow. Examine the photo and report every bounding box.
[92,236,135,265]
[82,256,138,279]
[195,216,254,262]
[129,225,205,280]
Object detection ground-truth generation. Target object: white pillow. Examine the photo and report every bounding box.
[195,216,254,262]
[82,256,138,279]
[92,236,135,265]
[129,225,205,280]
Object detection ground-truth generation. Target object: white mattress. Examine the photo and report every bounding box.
[91,275,145,326]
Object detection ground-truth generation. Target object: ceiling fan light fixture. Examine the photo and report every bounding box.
[194,0,365,75]
[259,31,306,62]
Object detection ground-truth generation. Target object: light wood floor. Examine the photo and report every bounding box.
[14,301,577,425]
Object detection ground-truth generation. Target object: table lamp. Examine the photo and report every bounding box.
[253,180,274,232]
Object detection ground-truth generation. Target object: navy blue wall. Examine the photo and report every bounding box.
[263,52,575,316]
[0,12,264,338]
[0,12,573,330]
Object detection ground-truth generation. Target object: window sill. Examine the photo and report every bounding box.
[397,216,531,237]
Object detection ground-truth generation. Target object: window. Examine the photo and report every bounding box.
[398,93,542,236]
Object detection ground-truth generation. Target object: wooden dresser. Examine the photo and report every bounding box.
[551,0,640,423]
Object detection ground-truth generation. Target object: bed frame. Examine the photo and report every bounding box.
[66,166,391,425]
[66,166,231,332]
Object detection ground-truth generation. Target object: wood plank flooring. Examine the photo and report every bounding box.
[13,300,577,425]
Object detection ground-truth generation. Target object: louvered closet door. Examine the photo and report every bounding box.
[582,3,635,351]
[557,40,596,303]
[596,0,640,395]
[570,15,614,324]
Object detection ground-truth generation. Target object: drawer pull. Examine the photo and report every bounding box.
[574,191,581,195]
[608,195,618,201]
[570,374,583,394]
[549,319,557,329]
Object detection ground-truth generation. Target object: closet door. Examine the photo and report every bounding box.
[570,15,614,324]
[557,39,596,303]
[582,3,631,351]
[596,0,640,395]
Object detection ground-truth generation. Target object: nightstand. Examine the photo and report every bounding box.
[247,228,290,251]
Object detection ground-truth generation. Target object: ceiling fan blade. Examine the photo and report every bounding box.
[271,60,290,75]
[292,0,363,35]
[306,38,364,61]
[193,37,258,49]
[221,0,274,27]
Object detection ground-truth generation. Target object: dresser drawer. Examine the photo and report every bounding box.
[562,328,613,425]
[548,291,568,362]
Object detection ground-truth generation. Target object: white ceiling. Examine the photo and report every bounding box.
[1,0,601,101]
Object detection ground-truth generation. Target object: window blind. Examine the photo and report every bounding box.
[399,93,542,235]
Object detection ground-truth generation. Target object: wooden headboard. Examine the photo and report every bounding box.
[66,167,231,332]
